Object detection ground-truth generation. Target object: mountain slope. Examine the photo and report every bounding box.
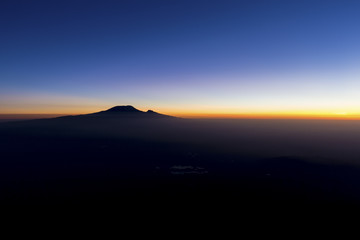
[89,105,173,118]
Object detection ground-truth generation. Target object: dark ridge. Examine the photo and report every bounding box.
[0,105,176,125]
[92,105,174,118]
[146,110,158,114]
[103,105,143,113]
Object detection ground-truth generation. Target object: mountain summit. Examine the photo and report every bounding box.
[92,105,172,118]
[104,105,143,113]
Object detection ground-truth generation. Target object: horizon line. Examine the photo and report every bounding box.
[1,113,360,120]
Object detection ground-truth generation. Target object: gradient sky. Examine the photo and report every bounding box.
[1,0,360,118]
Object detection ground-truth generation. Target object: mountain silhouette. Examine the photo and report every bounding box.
[91,105,173,118]
[0,105,175,127]
[102,105,143,113]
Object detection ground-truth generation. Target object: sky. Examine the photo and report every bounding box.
[1,0,360,118]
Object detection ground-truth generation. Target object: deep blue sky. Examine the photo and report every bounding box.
[1,0,360,117]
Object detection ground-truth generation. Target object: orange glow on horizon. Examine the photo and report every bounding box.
[1,112,360,120]
[156,107,360,119]
[1,106,360,120]
[174,113,360,120]
[172,110,360,120]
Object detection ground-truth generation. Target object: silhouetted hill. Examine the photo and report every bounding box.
[104,105,142,113]
[0,106,174,127]
[84,105,174,119]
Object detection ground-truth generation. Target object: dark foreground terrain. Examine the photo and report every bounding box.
[1,106,360,213]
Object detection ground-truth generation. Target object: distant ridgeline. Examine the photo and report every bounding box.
[90,105,173,118]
